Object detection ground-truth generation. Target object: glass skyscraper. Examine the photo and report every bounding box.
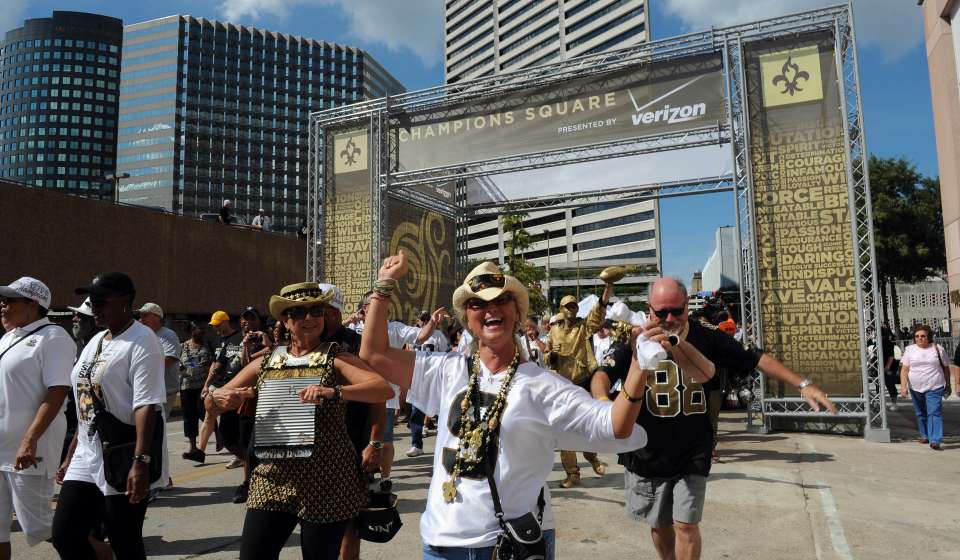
[117,15,404,232]
[0,11,123,198]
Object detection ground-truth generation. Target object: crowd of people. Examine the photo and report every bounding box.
[0,257,846,560]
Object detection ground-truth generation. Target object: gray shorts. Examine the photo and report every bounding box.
[624,470,707,528]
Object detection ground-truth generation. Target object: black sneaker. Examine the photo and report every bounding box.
[379,479,393,493]
[182,449,206,463]
[232,483,248,504]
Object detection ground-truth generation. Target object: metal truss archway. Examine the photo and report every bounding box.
[307,3,888,440]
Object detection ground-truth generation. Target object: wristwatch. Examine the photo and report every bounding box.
[368,440,383,450]
[133,454,152,465]
[798,378,813,391]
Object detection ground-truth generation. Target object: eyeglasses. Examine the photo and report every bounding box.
[466,294,514,311]
[284,305,326,320]
[914,334,929,339]
[651,306,686,320]
[467,273,505,292]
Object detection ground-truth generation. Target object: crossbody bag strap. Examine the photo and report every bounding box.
[0,323,56,363]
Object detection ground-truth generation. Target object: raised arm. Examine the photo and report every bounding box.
[358,252,417,389]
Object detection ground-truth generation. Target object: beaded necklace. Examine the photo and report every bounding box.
[441,349,520,504]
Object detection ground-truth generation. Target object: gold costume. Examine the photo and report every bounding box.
[546,297,606,385]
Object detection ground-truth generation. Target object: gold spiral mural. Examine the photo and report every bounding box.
[388,201,455,324]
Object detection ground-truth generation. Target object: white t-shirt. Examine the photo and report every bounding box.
[252,214,271,230]
[408,351,647,548]
[0,318,74,477]
[415,330,449,353]
[66,321,168,495]
[350,320,421,408]
[155,326,181,395]
[593,333,612,365]
[901,344,948,393]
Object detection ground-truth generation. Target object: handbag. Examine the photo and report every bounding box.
[934,346,952,398]
[86,334,164,492]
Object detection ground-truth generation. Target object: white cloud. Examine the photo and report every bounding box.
[217,0,442,66]
[0,2,28,43]
[661,0,922,62]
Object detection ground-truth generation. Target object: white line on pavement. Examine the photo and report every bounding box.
[817,481,853,560]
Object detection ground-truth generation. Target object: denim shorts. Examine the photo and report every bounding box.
[384,407,396,443]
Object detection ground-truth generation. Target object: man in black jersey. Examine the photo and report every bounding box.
[613,278,836,560]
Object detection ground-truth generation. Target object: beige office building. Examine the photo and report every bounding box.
[920,0,960,326]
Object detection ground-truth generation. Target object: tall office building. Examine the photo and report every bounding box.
[0,12,123,198]
[117,15,404,232]
[445,0,648,83]
[446,1,656,304]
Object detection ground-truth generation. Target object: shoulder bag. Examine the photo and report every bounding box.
[86,334,164,492]
[934,346,953,398]
[0,323,57,363]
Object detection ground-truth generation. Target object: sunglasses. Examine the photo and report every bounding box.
[284,305,326,320]
[651,306,685,320]
[468,273,505,292]
[914,334,929,339]
[466,293,514,311]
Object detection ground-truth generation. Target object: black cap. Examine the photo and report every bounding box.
[75,272,136,297]
[418,311,431,322]
[241,306,261,320]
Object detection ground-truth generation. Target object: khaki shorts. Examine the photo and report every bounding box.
[624,470,707,528]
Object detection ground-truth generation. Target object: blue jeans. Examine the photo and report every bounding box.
[409,406,426,449]
[422,529,556,560]
[910,386,944,444]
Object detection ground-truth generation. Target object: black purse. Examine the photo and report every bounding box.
[86,335,164,492]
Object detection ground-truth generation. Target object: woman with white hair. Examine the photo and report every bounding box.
[359,253,650,559]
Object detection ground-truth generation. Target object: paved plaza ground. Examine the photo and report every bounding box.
[12,400,960,559]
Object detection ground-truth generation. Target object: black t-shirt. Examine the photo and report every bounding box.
[620,320,761,478]
[596,340,632,399]
[219,206,233,224]
[329,327,371,454]
[213,330,244,385]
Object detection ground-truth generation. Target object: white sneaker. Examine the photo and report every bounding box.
[226,457,245,469]
[406,446,424,458]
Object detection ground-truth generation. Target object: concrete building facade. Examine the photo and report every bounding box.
[701,226,739,292]
[116,15,404,232]
[920,0,960,326]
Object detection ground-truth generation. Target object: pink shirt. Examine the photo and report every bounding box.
[901,344,948,392]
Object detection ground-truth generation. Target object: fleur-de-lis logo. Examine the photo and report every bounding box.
[771,56,810,97]
[340,137,361,167]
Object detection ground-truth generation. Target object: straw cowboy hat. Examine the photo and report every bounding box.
[452,262,529,323]
[269,282,334,320]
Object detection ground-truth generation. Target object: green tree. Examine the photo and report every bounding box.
[501,212,548,317]
[869,155,946,332]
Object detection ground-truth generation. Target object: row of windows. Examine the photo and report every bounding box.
[0,126,115,141]
[3,74,116,91]
[567,8,644,51]
[118,121,174,136]
[119,107,176,122]
[500,0,545,29]
[1,98,116,117]
[448,41,494,72]
[447,0,484,23]
[2,152,112,165]
[523,48,560,68]
[447,2,490,35]
[0,86,118,107]
[116,150,174,164]
[124,35,179,53]
[565,0,609,20]
[446,13,493,51]
[1,63,119,83]
[120,78,178,95]
[500,5,557,43]
[446,16,494,56]
[454,54,495,80]
[117,135,174,150]
[575,229,655,251]
[572,210,655,234]
[0,167,113,181]
[120,92,176,108]
[0,38,118,56]
[124,22,180,41]
[121,64,179,81]
[125,164,174,177]
[1,114,115,128]
[0,139,110,153]
[500,20,557,57]
[124,50,179,68]
[181,27,360,61]
[578,23,645,56]
[1,49,118,68]
[120,177,172,192]
[503,35,557,68]
[4,177,112,191]
[566,0,633,35]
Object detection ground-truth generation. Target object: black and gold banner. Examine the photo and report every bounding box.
[746,33,862,396]
[387,195,456,325]
[324,127,372,311]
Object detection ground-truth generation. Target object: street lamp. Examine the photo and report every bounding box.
[104,172,130,204]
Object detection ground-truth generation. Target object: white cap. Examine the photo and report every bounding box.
[223,199,232,206]
[0,277,52,308]
[68,297,95,317]
[136,302,164,318]
[258,208,265,212]
[317,283,344,312]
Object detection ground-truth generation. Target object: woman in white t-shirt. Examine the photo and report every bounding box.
[899,324,950,450]
[52,273,166,560]
[360,254,649,559]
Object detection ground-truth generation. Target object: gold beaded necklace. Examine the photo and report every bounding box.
[441,349,520,504]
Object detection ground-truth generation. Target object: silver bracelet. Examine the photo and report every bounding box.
[798,378,813,391]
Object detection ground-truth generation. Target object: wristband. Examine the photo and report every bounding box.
[621,386,643,403]
[332,385,343,401]
[133,454,152,465]
[368,440,383,450]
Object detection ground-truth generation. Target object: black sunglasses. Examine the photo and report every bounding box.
[468,273,505,292]
[651,306,685,320]
[466,293,514,311]
[284,305,326,320]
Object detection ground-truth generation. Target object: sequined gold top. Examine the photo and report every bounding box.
[246,343,367,523]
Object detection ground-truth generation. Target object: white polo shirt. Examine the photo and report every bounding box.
[0,318,75,477]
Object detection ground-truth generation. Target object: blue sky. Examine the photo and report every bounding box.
[7,1,936,283]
